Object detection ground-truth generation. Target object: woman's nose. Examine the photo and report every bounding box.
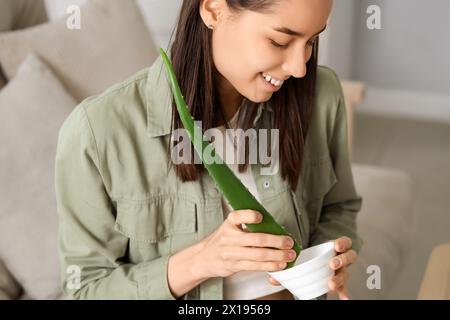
[282,48,308,79]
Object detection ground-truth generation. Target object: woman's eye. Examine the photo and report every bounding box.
[270,40,288,49]
[271,38,318,49]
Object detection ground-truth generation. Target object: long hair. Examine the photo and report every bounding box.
[167,0,318,191]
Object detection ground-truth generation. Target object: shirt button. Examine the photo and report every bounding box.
[213,187,220,194]
[263,180,271,189]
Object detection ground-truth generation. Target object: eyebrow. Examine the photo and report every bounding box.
[272,24,327,37]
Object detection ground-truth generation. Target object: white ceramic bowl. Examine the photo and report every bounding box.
[268,242,336,300]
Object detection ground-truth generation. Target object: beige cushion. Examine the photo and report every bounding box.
[0,260,21,300]
[0,54,77,299]
[0,0,47,31]
[0,0,48,89]
[346,164,414,299]
[0,0,158,102]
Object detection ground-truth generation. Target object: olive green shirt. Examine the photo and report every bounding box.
[55,55,362,300]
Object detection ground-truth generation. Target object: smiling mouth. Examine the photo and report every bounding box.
[262,73,284,87]
[260,72,284,91]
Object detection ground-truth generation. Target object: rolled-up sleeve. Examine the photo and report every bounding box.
[55,104,176,300]
[309,78,363,253]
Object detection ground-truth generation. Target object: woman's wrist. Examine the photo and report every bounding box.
[167,241,209,298]
[189,240,210,281]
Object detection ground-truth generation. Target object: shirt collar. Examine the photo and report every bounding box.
[145,55,273,138]
[146,55,173,138]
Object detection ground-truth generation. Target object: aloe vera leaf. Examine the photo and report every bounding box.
[159,48,301,267]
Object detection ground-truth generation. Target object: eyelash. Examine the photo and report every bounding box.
[270,38,318,49]
[270,40,288,49]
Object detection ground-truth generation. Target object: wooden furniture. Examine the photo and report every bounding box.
[417,243,450,300]
[340,80,367,157]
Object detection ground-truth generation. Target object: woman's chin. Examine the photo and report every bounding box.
[238,83,274,104]
[247,92,273,104]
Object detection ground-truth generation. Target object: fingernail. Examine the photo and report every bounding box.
[288,251,296,260]
[333,259,340,268]
[288,238,294,248]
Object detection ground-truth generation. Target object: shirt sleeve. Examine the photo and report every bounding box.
[55,104,177,300]
[308,79,363,253]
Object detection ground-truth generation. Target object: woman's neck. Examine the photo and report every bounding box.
[214,70,243,126]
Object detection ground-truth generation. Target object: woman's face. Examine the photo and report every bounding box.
[202,0,333,104]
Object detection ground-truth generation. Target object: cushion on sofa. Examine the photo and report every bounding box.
[0,0,48,32]
[0,0,158,102]
[0,260,22,300]
[0,54,77,299]
[0,0,48,89]
[346,164,414,299]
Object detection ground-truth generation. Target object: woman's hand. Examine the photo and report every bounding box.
[191,210,297,280]
[328,236,357,300]
[267,236,357,300]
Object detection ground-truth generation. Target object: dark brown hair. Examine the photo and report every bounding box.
[167,0,318,191]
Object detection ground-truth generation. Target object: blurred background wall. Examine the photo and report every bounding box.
[353,0,450,95]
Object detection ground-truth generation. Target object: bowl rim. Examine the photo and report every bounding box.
[268,242,335,279]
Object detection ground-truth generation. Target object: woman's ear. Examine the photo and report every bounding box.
[199,0,225,29]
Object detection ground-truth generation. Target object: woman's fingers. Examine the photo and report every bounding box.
[268,276,281,286]
[328,267,349,292]
[230,260,287,273]
[221,246,296,263]
[226,210,262,228]
[334,236,352,253]
[330,249,358,270]
[337,286,350,300]
[224,210,296,252]
[329,267,350,300]
[227,232,294,250]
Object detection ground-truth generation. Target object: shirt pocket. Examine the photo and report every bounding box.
[300,157,338,235]
[290,192,309,249]
[114,195,199,260]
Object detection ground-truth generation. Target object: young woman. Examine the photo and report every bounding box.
[55,0,361,300]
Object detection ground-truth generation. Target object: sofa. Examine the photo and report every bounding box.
[0,0,414,300]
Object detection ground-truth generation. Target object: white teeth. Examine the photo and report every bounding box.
[262,73,283,87]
